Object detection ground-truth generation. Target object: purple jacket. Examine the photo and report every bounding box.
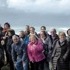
[27,39,45,62]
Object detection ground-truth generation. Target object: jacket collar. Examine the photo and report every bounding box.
[59,40,67,47]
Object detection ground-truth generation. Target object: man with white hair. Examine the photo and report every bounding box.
[12,35,29,70]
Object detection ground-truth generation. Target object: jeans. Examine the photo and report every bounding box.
[14,60,29,70]
[15,61,23,70]
[23,60,29,70]
[49,61,54,70]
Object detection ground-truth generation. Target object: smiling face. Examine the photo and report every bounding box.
[59,32,66,42]
[19,31,25,38]
[30,27,35,34]
[50,29,56,37]
[40,31,46,39]
[29,35,37,43]
[4,23,10,30]
[12,35,20,44]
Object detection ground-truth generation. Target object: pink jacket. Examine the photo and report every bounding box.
[27,39,45,62]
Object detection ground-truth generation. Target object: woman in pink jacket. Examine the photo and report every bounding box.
[27,34,45,70]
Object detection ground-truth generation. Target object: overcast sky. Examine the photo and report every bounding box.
[0,0,70,27]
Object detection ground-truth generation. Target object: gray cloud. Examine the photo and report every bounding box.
[0,0,70,28]
[0,0,7,7]
[6,0,70,14]
[0,9,70,27]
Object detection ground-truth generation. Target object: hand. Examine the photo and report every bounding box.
[63,56,66,61]
[1,40,5,45]
[42,50,45,53]
[3,36,8,39]
[14,62,17,68]
[32,61,34,63]
[59,58,64,62]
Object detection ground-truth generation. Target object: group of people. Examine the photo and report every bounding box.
[0,22,70,70]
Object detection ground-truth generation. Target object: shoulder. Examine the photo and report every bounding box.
[21,41,26,47]
[66,36,70,42]
[65,40,70,46]
[12,43,15,47]
[11,43,16,50]
[28,42,32,47]
[25,35,29,39]
[48,35,52,40]
[38,38,43,43]
[53,40,59,47]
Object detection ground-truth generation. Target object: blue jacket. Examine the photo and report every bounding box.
[22,35,29,45]
[11,41,28,63]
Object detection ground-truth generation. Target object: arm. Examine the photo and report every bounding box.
[36,40,44,52]
[51,41,57,58]
[11,44,17,63]
[22,44,28,61]
[63,42,70,60]
[27,44,34,62]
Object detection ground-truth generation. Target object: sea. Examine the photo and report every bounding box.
[12,26,70,35]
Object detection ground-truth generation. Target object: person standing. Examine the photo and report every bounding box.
[6,29,15,70]
[27,35,45,70]
[0,41,4,70]
[40,31,52,70]
[66,29,70,70]
[52,32,70,70]
[25,25,30,36]
[19,31,29,45]
[12,35,28,70]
